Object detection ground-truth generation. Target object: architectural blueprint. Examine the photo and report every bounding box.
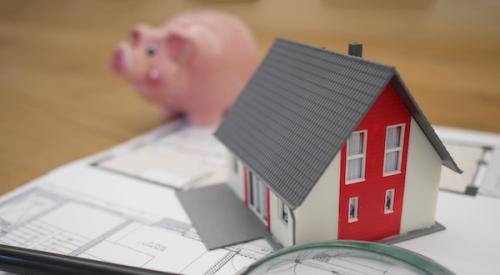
[94,122,228,190]
[436,126,500,197]
[0,120,272,274]
[0,164,271,274]
[0,119,499,274]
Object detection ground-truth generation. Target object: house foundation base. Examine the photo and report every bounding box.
[379,222,446,245]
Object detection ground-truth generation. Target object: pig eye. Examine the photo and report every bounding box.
[147,43,157,56]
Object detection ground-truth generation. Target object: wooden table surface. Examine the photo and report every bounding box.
[1,0,499,195]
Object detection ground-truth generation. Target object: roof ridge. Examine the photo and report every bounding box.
[275,37,396,72]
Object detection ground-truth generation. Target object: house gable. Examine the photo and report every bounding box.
[338,83,411,241]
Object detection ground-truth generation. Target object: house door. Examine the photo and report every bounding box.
[247,171,269,226]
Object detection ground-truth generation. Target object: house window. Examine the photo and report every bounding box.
[346,131,367,183]
[248,170,254,205]
[384,125,405,175]
[279,199,288,224]
[348,197,359,223]
[385,189,395,213]
[248,171,269,224]
[258,177,269,221]
[250,172,264,215]
[232,157,239,173]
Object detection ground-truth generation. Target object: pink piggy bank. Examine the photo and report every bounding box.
[111,11,259,125]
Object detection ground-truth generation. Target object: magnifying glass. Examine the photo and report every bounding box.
[240,241,454,275]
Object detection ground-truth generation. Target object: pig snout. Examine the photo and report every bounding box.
[111,43,160,87]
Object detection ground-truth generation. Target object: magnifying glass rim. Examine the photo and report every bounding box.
[242,240,454,275]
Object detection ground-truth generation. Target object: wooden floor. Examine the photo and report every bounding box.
[1,0,499,195]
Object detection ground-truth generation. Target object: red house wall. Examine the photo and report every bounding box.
[338,84,411,241]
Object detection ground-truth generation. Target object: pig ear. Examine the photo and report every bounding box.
[130,24,147,47]
[165,32,194,64]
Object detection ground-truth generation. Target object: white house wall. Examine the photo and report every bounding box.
[227,153,244,201]
[269,192,294,246]
[401,118,442,233]
[293,153,341,244]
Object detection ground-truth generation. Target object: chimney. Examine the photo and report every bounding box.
[348,42,363,58]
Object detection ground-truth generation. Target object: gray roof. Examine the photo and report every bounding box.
[215,38,461,209]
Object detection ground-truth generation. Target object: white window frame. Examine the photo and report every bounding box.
[346,130,367,184]
[348,197,359,223]
[383,124,405,176]
[384,189,395,214]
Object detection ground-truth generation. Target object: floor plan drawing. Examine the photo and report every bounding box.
[436,126,500,197]
[94,125,228,190]
[0,183,272,274]
[439,143,492,194]
[0,189,64,236]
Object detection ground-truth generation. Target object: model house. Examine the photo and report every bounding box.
[214,38,461,247]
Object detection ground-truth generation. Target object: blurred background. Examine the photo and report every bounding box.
[1,0,499,194]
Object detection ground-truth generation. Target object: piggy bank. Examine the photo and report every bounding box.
[111,11,259,125]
